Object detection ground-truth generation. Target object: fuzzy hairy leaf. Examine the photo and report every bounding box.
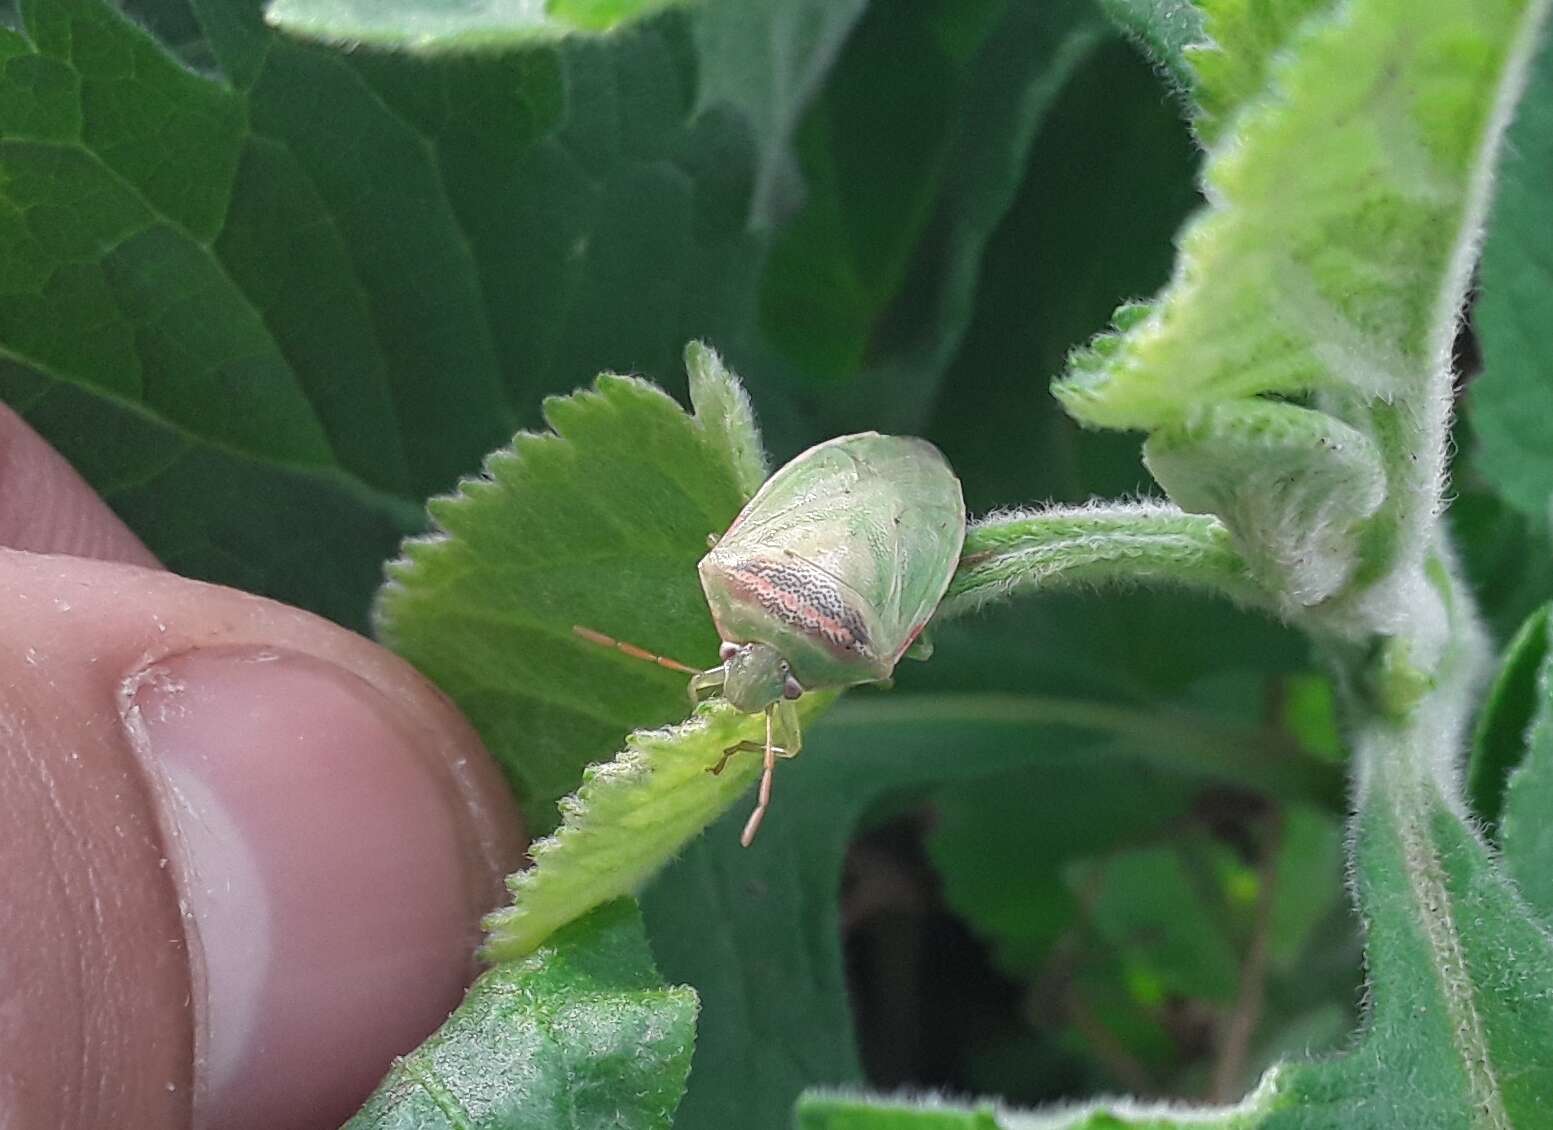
[1141,401,1386,613]
[482,692,834,961]
[938,503,1264,621]
[265,0,686,50]
[1186,0,1330,143]
[1053,0,1540,577]
[344,900,697,1130]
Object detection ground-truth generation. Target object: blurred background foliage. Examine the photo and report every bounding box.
[4,0,1549,1124]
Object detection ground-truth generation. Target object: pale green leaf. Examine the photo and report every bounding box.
[1141,401,1386,612]
[1054,0,1546,600]
[686,341,768,502]
[1187,0,1330,144]
[482,692,834,962]
[265,0,686,51]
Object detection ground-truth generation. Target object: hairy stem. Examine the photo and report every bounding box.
[939,502,1264,620]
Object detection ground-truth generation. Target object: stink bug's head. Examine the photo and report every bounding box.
[721,642,802,713]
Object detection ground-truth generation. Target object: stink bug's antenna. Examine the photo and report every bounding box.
[572,625,700,674]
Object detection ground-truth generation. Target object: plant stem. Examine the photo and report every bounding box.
[939,502,1264,621]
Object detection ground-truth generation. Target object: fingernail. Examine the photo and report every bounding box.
[122,646,514,1130]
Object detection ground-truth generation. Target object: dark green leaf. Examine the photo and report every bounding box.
[6,0,1100,633]
[1469,26,1553,520]
[928,753,1199,972]
[1096,0,1203,92]
[644,693,1330,1130]
[756,0,1105,427]
[1467,604,1549,829]
[345,900,697,1130]
[1499,610,1553,921]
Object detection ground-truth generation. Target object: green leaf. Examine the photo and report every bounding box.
[642,693,1336,1130]
[1467,604,1549,828]
[0,358,420,629]
[1083,843,1242,1005]
[345,900,698,1130]
[264,0,686,51]
[1448,440,1553,643]
[1141,401,1386,613]
[753,0,1104,404]
[1185,0,1330,144]
[0,0,863,626]
[799,1094,1008,1130]
[7,0,1099,631]
[1499,609,1553,921]
[799,660,1553,1127]
[685,341,768,502]
[482,692,835,962]
[928,753,1200,973]
[1468,28,1553,521]
[922,34,1201,514]
[375,370,747,831]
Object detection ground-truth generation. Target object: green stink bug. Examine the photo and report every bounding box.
[578,431,965,845]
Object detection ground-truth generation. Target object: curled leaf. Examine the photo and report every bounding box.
[1143,400,1386,614]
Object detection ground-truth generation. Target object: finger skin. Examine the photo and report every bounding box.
[0,550,525,1129]
[0,404,160,566]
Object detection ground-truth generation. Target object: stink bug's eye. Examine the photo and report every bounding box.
[720,641,740,662]
[783,675,803,700]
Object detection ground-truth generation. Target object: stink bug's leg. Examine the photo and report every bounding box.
[903,631,935,662]
[710,699,799,778]
[708,737,774,773]
[688,666,728,707]
[740,707,779,847]
[773,698,803,759]
[706,531,721,549]
[571,625,700,674]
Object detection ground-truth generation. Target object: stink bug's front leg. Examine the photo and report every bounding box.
[740,707,780,848]
[707,699,802,775]
[731,700,803,847]
[688,666,727,706]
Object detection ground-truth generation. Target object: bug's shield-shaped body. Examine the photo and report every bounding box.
[698,432,966,693]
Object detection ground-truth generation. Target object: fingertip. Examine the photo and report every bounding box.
[0,403,161,566]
